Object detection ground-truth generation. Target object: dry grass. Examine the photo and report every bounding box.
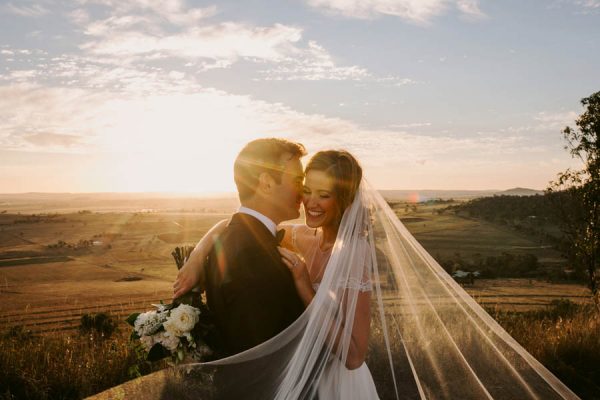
[365,301,600,400]
[0,203,596,398]
[489,302,600,399]
[0,324,167,400]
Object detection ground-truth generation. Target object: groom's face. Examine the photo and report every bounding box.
[271,154,304,222]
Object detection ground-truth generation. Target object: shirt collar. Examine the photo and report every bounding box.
[237,206,277,236]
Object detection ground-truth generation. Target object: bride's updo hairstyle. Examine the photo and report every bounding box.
[305,150,362,227]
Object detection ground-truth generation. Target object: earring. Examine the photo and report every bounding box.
[314,228,317,236]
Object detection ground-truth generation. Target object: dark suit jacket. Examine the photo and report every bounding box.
[205,212,305,357]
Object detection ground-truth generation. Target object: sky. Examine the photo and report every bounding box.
[1,0,599,193]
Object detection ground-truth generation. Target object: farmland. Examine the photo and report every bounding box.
[0,194,592,336]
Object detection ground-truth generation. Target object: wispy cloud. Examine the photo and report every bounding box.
[456,0,487,19]
[23,132,84,147]
[0,81,520,161]
[65,0,394,83]
[0,79,568,191]
[574,0,600,10]
[0,84,108,153]
[306,0,486,23]
[2,2,49,17]
[499,111,578,138]
[259,41,416,83]
[389,122,433,129]
[82,22,303,63]
[259,40,369,81]
[74,1,298,64]
[550,0,600,13]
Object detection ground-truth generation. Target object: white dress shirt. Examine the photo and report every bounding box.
[237,206,277,236]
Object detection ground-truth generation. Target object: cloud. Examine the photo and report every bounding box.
[64,0,390,83]
[258,41,416,83]
[503,111,578,135]
[574,0,600,10]
[389,122,432,129]
[0,84,109,152]
[0,81,521,162]
[0,81,566,191]
[78,0,217,26]
[259,40,369,81]
[1,70,39,82]
[456,0,487,19]
[2,2,49,17]
[75,1,297,64]
[306,0,486,23]
[82,22,303,63]
[23,132,84,147]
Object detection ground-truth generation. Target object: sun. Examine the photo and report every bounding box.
[90,92,261,193]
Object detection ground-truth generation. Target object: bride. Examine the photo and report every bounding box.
[174,150,379,399]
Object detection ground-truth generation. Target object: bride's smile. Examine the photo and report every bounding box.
[303,169,337,229]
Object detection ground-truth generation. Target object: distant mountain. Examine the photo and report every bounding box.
[379,187,544,201]
[379,190,497,201]
[497,187,544,196]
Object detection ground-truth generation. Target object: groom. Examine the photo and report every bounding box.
[204,138,306,357]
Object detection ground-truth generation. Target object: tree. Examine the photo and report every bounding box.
[548,91,600,309]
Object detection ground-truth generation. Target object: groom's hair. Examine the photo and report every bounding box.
[234,138,306,202]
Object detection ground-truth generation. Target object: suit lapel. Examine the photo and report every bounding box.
[229,213,288,275]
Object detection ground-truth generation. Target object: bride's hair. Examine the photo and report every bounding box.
[234,138,306,202]
[305,150,362,226]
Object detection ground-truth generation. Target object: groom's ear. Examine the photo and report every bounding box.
[257,172,275,194]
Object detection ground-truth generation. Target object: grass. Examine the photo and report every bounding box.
[365,300,600,400]
[0,323,167,400]
[2,303,596,399]
[489,301,600,399]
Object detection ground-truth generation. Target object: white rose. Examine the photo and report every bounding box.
[164,304,200,337]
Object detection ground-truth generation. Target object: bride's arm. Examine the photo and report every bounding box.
[172,218,228,299]
[332,291,371,370]
[278,246,371,370]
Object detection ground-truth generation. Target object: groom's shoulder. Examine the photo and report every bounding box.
[218,213,269,250]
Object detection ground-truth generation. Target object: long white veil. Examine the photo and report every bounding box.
[91,180,580,399]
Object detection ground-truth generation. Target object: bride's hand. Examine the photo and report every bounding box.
[173,260,204,299]
[172,218,229,300]
[278,246,314,306]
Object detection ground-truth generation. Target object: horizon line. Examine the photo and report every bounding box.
[0,187,546,196]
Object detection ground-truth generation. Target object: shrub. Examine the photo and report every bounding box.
[79,313,117,339]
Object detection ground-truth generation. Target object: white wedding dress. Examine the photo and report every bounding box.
[293,226,380,400]
[313,281,380,399]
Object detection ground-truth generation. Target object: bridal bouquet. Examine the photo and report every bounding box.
[127,246,217,363]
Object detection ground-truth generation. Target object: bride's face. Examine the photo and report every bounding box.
[302,170,338,229]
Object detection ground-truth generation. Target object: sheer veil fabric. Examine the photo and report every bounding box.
[97,180,580,399]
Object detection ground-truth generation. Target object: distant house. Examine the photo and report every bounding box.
[452,270,480,285]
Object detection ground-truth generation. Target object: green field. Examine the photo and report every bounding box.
[392,200,563,264]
